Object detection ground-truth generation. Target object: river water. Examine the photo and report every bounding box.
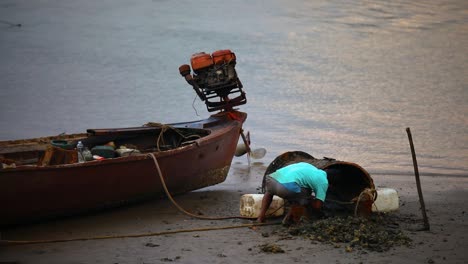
[1,0,467,177]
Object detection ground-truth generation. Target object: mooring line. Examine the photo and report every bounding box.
[0,153,281,246]
[0,222,280,246]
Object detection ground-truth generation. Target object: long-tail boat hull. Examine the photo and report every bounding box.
[0,111,247,226]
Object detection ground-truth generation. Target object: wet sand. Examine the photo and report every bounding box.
[1,159,467,264]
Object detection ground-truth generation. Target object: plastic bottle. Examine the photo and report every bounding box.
[77,141,85,163]
[82,147,92,161]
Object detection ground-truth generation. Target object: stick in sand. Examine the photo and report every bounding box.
[406,127,430,231]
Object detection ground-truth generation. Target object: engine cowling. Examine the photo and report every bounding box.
[180,49,246,112]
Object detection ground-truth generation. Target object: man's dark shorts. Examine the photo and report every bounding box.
[265,175,311,205]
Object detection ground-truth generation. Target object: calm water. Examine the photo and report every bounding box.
[1,0,467,176]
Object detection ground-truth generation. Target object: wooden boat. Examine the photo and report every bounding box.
[0,49,248,226]
[0,111,247,226]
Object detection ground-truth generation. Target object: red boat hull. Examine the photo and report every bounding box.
[0,111,246,226]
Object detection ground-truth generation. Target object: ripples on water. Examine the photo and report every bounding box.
[0,0,467,176]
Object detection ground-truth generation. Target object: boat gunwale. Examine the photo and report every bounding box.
[0,111,246,172]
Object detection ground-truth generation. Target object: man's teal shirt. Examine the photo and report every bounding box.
[270,162,329,201]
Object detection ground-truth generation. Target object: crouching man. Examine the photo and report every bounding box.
[257,162,335,223]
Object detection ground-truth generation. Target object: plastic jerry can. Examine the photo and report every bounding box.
[239,194,284,218]
[372,188,399,212]
[190,52,213,71]
[212,49,236,65]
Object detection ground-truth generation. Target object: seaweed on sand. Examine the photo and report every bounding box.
[287,215,412,252]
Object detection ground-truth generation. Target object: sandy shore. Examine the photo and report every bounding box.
[1,160,467,264]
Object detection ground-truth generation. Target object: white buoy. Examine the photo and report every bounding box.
[372,188,399,212]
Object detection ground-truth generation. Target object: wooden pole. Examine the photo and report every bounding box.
[406,127,430,231]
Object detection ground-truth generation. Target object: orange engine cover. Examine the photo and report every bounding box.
[191,52,213,71]
[212,49,236,65]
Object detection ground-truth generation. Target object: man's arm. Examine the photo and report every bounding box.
[257,192,273,222]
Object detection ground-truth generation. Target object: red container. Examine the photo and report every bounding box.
[212,49,236,65]
[191,52,213,71]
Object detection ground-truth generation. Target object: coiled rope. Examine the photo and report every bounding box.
[144,123,201,151]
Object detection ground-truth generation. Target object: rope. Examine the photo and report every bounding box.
[148,153,283,219]
[1,156,380,246]
[0,153,281,246]
[0,222,279,246]
[144,123,202,151]
[324,188,378,216]
[326,199,355,205]
[147,153,255,220]
[353,188,377,217]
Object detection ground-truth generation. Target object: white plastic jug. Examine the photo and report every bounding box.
[239,194,284,218]
[372,188,399,212]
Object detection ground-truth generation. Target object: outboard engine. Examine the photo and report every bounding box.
[179,49,246,112]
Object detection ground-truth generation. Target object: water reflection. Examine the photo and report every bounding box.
[0,0,466,176]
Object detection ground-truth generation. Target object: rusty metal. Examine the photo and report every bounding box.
[262,151,376,215]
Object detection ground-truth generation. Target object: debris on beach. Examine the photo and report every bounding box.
[160,256,181,262]
[259,243,285,253]
[145,242,160,247]
[287,215,412,252]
